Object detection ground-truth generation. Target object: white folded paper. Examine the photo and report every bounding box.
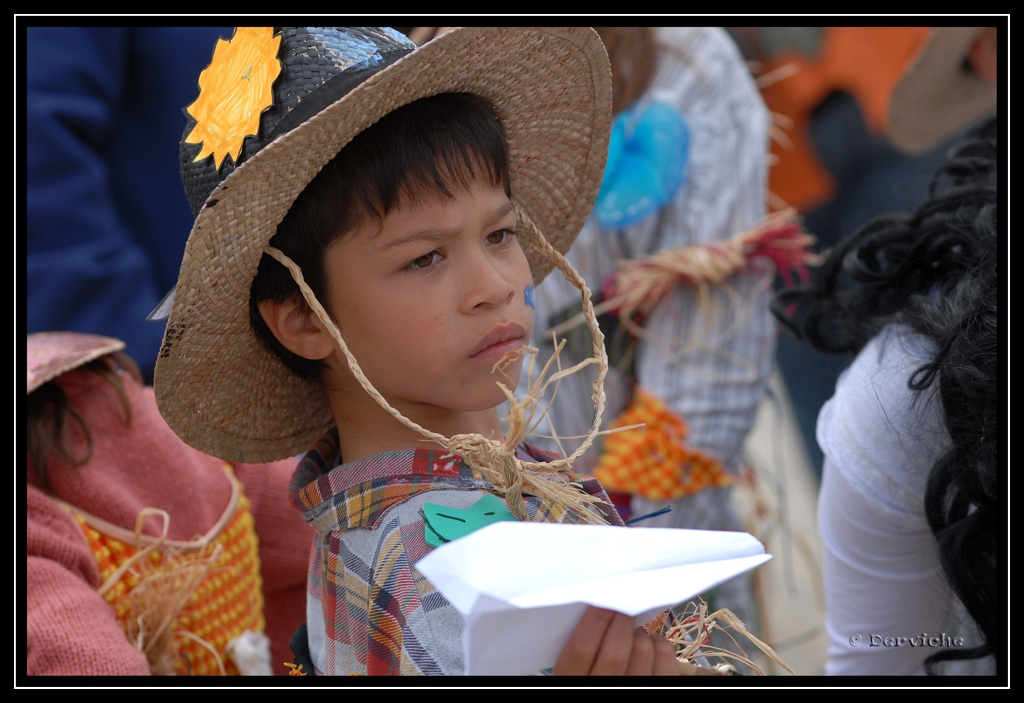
[415,521,771,675]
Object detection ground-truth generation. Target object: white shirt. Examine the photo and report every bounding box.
[816,324,993,675]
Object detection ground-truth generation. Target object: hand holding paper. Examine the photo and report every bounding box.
[552,606,682,676]
[415,521,771,675]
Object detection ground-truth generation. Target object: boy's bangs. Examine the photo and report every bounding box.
[355,92,512,224]
[389,144,510,218]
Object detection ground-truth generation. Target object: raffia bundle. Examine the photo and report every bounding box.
[122,544,228,676]
[549,208,818,342]
[660,599,796,676]
[95,508,229,676]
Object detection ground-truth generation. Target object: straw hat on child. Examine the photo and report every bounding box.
[154,27,612,463]
[28,332,126,394]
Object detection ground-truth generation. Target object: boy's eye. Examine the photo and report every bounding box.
[407,251,441,270]
[486,229,514,245]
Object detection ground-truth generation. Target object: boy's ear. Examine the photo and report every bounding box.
[257,298,335,361]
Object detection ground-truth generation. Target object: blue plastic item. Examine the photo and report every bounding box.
[594,102,690,229]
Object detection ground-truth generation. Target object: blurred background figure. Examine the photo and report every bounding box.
[774,118,999,676]
[26,28,232,383]
[724,26,998,481]
[26,331,314,676]
[511,27,783,653]
[772,25,999,676]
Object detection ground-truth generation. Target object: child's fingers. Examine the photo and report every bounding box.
[652,634,681,675]
[588,610,637,674]
[553,608,682,676]
[624,631,680,676]
[624,631,655,675]
[552,606,616,675]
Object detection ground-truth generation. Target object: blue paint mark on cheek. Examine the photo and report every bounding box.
[524,284,536,310]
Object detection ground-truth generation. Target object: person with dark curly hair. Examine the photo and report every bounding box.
[772,115,999,675]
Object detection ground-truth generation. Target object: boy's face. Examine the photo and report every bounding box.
[322,180,535,414]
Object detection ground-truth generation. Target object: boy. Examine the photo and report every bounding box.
[155,27,681,676]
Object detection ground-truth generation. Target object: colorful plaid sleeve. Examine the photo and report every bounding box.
[290,430,621,675]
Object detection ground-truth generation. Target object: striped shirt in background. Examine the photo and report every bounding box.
[512,26,774,631]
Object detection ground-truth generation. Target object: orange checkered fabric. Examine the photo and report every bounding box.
[72,465,265,676]
[592,389,732,500]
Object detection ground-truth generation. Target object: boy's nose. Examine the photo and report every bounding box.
[463,255,516,312]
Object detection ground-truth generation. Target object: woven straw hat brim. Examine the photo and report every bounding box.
[888,27,997,155]
[28,332,126,394]
[154,27,612,463]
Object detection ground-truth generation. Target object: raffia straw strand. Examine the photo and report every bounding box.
[528,423,647,442]
[512,206,609,469]
[136,544,224,670]
[665,600,796,676]
[685,604,765,674]
[104,507,228,675]
[178,629,227,676]
[770,110,795,129]
[511,342,604,462]
[97,507,171,597]
[522,339,572,437]
[714,607,796,675]
[509,347,561,453]
[266,205,611,523]
[755,61,800,89]
[767,190,791,212]
[545,208,816,340]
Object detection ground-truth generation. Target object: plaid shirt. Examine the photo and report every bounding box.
[289,427,622,676]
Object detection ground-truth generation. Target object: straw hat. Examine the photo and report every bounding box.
[155,27,612,463]
[888,26,997,155]
[28,332,125,394]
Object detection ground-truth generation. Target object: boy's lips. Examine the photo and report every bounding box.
[469,322,527,361]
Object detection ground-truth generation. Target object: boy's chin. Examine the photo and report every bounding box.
[444,377,524,414]
[485,366,524,400]
[461,386,521,413]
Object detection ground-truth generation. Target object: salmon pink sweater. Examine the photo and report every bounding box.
[26,364,314,676]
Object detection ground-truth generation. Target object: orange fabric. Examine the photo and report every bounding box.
[592,389,732,500]
[761,27,931,212]
[72,468,264,676]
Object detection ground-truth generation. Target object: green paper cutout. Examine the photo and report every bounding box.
[423,494,518,548]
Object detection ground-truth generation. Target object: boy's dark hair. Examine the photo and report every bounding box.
[249,92,512,380]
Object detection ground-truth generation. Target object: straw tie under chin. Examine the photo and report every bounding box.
[445,434,527,520]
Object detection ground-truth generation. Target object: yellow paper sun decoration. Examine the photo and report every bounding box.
[184,27,282,170]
